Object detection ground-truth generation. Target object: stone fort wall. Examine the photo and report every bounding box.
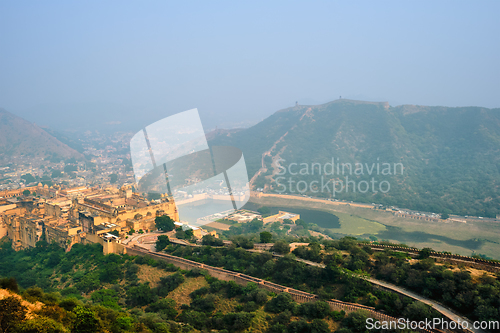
[125,246,451,333]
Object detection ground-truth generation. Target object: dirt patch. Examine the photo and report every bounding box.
[246,308,270,333]
[167,276,208,308]
[0,289,43,319]
[215,296,239,314]
[206,222,231,230]
[137,265,175,288]
[447,266,497,281]
[415,261,496,281]
[309,230,332,240]
[289,242,310,252]
[324,317,341,332]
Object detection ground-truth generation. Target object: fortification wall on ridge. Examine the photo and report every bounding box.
[125,246,453,333]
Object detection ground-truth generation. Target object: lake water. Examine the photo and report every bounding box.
[177,200,235,225]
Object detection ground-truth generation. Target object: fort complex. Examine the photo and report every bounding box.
[0,183,213,253]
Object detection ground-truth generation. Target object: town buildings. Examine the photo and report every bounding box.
[0,183,188,253]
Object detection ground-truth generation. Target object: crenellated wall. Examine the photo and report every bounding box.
[125,246,456,333]
[370,244,500,272]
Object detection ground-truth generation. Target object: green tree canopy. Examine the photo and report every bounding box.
[108,174,118,184]
[0,296,27,333]
[260,231,273,243]
[155,215,176,232]
[342,310,369,333]
[21,173,36,184]
[272,240,290,254]
[419,247,433,259]
[156,235,170,252]
[257,206,271,215]
[14,316,67,333]
[51,170,62,178]
[202,234,223,246]
[72,306,100,333]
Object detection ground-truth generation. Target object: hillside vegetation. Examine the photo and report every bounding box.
[210,100,500,217]
[0,240,410,333]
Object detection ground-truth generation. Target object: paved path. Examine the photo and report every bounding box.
[364,277,481,333]
[269,253,482,333]
[147,237,483,332]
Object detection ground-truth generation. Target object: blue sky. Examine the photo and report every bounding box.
[1,1,499,131]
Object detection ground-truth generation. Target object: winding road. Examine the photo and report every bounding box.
[278,254,483,333]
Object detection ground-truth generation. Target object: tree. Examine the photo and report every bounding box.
[176,228,194,240]
[342,310,369,333]
[185,229,194,238]
[157,273,185,297]
[75,272,100,293]
[221,312,254,332]
[126,283,157,306]
[155,235,170,252]
[13,316,67,333]
[298,301,330,319]
[114,316,133,332]
[310,319,330,333]
[233,236,254,249]
[0,296,27,333]
[0,278,19,293]
[91,289,120,310]
[272,240,290,254]
[295,219,308,228]
[265,293,295,313]
[287,320,310,333]
[145,298,178,320]
[22,190,31,197]
[155,215,175,232]
[441,212,450,219]
[257,206,271,215]
[190,295,216,313]
[419,248,433,259]
[175,228,186,239]
[108,174,118,184]
[21,173,36,184]
[260,231,272,243]
[202,234,223,246]
[47,253,61,267]
[51,170,62,178]
[72,306,100,333]
[402,301,433,321]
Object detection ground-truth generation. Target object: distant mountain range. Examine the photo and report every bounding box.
[209,99,500,217]
[0,108,83,162]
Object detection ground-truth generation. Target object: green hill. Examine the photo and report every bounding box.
[209,100,500,217]
[0,240,383,333]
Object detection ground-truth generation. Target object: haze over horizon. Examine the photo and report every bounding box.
[1,1,499,133]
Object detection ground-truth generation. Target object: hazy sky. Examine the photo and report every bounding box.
[1,1,499,132]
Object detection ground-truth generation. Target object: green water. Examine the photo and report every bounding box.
[243,203,341,229]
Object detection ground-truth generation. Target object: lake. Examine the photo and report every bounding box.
[243,202,341,229]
